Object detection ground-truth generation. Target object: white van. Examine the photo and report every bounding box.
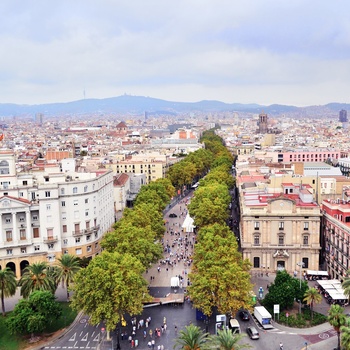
[229,318,241,334]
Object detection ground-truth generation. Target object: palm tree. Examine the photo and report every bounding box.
[208,328,251,350]
[303,287,322,320]
[0,267,17,316]
[328,304,346,350]
[340,318,350,350]
[342,273,350,301]
[18,262,56,298]
[55,254,81,300]
[174,323,208,350]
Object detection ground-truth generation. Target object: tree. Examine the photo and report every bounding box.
[340,318,350,350]
[342,273,350,301]
[0,267,17,316]
[55,254,81,300]
[174,324,207,350]
[263,271,308,311]
[188,224,252,316]
[18,262,56,298]
[208,328,251,350]
[101,223,163,267]
[70,251,151,340]
[303,287,322,320]
[328,304,346,350]
[5,290,62,339]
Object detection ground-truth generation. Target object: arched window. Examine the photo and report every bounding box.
[0,160,9,174]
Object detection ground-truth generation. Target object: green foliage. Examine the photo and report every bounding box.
[5,291,62,336]
[70,251,151,336]
[208,327,251,350]
[328,304,347,350]
[342,273,350,298]
[340,318,350,350]
[55,254,81,300]
[303,287,322,320]
[174,323,208,350]
[101,223,163,267]
[0,267,17,316]
[18,262,57,299]
[188,223,252,316]
[262,271,308,310]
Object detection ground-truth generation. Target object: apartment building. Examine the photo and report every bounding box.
[322,191,350,280]
[239,181,321,273]
[0,151,115,278]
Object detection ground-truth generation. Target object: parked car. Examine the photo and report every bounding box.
[239,310,250,321]
[169,213,177,218]
[246,326,259,340]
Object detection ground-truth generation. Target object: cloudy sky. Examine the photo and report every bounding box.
[1,1,349,106]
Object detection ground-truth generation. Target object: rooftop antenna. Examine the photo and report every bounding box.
[83,88,86,100]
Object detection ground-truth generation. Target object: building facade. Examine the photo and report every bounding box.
[322,193,350,280]
[0,151,115,278]
[239,183,321,273]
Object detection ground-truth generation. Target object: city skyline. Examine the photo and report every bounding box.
[1,1,349,107]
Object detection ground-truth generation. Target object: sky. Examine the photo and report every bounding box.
[1,1,350,107]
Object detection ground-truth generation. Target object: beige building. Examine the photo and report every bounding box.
[239,181,321,273]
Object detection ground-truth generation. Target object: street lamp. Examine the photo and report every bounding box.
[297,262,305,289]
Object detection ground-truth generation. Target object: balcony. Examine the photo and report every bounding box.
[72,225,100,237]
[43,236,58,243]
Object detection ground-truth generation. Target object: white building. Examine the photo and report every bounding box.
[0,150,115,278]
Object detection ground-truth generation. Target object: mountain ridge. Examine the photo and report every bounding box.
[0,95,348,117]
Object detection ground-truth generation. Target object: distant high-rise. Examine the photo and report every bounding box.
[35,113,43,125]
[339,109,348,122]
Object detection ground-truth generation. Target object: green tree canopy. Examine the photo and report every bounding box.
[101,223,163,267]
[134,187,168,211]
[5,290,62,337]
[328,304,346,350]
[174,323,208,350]
[0,267,17,316]
[188,224,252,316]
[70,251,151,340]
[262,270,308,310]
[167,160,197,192]
[340,318,350,350]
[208,328,251,350]
[303,287,322,320]
[18,262,57,298]
[55,254,81,300]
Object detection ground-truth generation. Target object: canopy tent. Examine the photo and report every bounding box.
[182,213,196,233]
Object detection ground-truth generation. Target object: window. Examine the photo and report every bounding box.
[278,235,284,246]
[84,185,88,192]
[254,222,260,230]
[63,250,68,254]
[19,192,24,197]
[19,217,25,222]
[95,242,98,248]
[6,231,12,241]
[87,245,92,252]
[21,247,26,254]
[23,180,28,185]
[279,222,284,230]
[86,235,91,241]
[76,248,82,255]
[75,237,81,243]
[74,200,78,206]
[46,204,51,210]
[254,235,260,245]
[303,235,309,245]
[302,257,309,269]
[62,225,67,233]
[62,213,67,220]
[85,198,89,204]
[48,243,54,249]
[32,215,38,221]
[45,191,51,198]
[253,257,260,268]
[85,211,89,217]
[61,188,65,195]
[304,222,309,231]
[5,217,11,223]
[6,249,12,255]
[20,229,26,240]
[73,187,78,194]
[63,239,68,245]
[34,245,40,251]
[61,201,66,207]
[33,228,39,238]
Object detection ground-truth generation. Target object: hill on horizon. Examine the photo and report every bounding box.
[0,95,348,117]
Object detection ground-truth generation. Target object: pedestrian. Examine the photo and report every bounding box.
[151,339,155,350]
[279,342,283,350]
[148,341,152,348]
